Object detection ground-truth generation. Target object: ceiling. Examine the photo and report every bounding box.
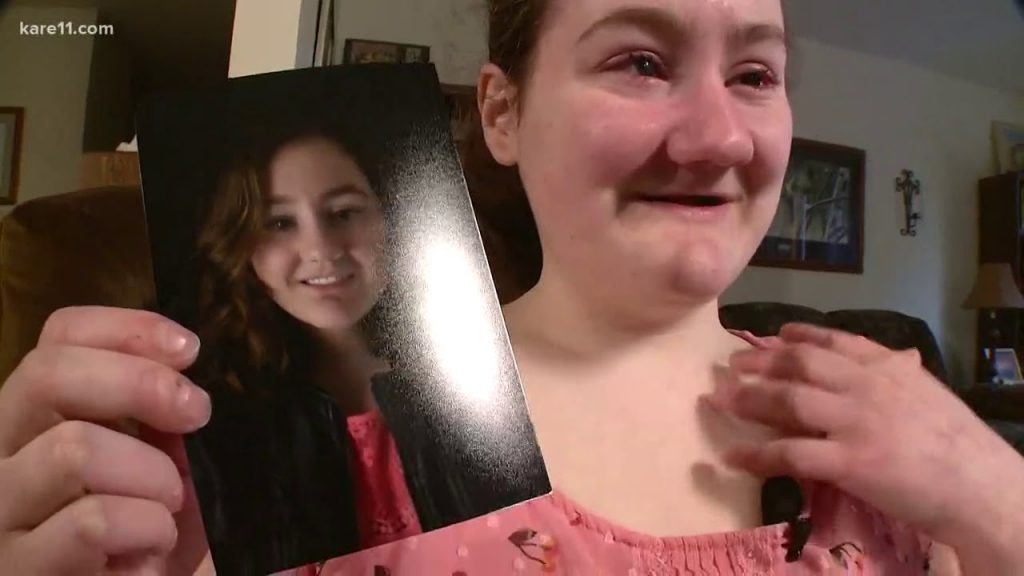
[9,0,236,94]
[785,0,1024,94]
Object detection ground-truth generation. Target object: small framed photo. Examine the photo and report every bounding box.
[750,137,866,274]
[992,121,1024,174]
[342,38,431,65]
[992,347,1024,384]
[0,106,25,206]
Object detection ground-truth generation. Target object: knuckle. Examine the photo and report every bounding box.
[48,422,92,486]
[796,341,821,358]
[39,307,80,344]
[778,443,818,479]
[834,402,864,432]
[780,387,805,420]
[901,347,922,364]
[852,334,877,350]
[69,496,108,549]
[731,385,761,418]
[863,373,892,398]
[778,443,804,472]
[17,346,49,381]
[829,452,852,479]
[789,345,817,373]
[852,445,884,473]
[16,348,59,404]
[730,384,754,408]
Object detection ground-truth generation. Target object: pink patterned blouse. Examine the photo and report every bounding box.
[283,332,933,575]
[342,411,422,550]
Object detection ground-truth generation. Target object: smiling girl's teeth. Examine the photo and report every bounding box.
[305,276,338,286]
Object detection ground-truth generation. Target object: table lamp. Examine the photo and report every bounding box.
[962,262,1024,383]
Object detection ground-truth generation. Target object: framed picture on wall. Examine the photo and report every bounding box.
[0,107,25,206]
[342,38,431,65]
[993,347,1024,384]
[750,137,866,274]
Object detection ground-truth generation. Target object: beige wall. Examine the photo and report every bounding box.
[228,0,305,78]
[722,37,1024,387]
[0,6,97,219]
[228,0,487,84]
[330,0,486,85]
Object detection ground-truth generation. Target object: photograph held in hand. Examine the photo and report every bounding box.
[136,64,550,576]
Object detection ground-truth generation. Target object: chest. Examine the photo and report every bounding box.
[521,362,775,538]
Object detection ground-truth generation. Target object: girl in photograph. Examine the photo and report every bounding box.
[182,118,528,574]
[182,122,402,573]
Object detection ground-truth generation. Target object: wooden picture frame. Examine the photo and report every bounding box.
[0,107,25,206]
[342,38,431,65]
[751,137,866,274]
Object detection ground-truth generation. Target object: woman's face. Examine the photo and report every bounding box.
[250,136,386,332]
[503,0,792,304]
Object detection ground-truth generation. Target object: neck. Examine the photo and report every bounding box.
[310,327,388,415]
[504,267,735,366]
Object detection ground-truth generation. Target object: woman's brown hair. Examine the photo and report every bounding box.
[193,153,298,393]
[456,0,554,303]
[488,0,551,87]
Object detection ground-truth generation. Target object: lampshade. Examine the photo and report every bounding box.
[962,262,1024,309]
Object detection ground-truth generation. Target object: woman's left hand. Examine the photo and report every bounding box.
[706,323,1024,573]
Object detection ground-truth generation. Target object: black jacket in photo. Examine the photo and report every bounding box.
[186,368,550,576]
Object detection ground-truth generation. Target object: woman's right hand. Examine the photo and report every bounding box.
[0,306,212,575]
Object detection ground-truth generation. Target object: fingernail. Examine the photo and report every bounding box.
[185,333,201,357]
[177,381,211,427]
[164,326,200,356]
[169,481,185,512]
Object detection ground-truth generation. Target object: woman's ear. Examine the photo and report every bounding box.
[477,63,520,167]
